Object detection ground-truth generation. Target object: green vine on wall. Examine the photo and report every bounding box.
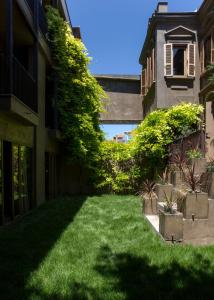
[46,7,106,171]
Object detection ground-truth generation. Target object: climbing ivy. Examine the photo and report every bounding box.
[46,7,106,171]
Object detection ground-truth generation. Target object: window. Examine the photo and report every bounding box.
[141,48,155,97]
[204,36,211,68]
[13,145,33,216]
[164,43,195,77]
[173,46,185,76]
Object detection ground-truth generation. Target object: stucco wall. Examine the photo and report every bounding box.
[155,20,200,109]
[97,77,143,123]
[206,101,214,159]
[35,51,46,205]
[0,114,34,146]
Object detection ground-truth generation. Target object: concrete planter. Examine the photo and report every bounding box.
[155,183,173,202]
[159,210,183,241]
[191,158,207,175]
[182,192,208,219]
[171,170,186,189]
[143,194,158,215]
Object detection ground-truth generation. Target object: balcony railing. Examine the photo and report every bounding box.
[24,0,48,38]
[0,53,37,112]
[25,0,35,15]
[13,56,37,112]
[38,2,48,37]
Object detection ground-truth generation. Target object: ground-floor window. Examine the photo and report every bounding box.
[13,145,33,217]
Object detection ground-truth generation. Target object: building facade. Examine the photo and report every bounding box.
[140,0,214,158]
[96,75,143,124]
[0,0,82,225]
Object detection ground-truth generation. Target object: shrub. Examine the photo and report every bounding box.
[97,103,204,194]
[96,141,141,194]
[131,103,203,175]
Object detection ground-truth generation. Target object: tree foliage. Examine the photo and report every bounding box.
[46,7,106,170]
[96,141,141,194]
[97,103,204,194]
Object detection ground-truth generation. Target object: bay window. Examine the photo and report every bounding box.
[164,43,195,77]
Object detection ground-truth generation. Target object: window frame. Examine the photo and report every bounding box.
[173,44,187,77]
[164,42,196,78]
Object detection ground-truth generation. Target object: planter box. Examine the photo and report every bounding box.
[182,192,208,219]
[159,210,183,241]
[155,184,173,202]
[143,196,158,215]
[191,158,207,175]
[171,170,186,189]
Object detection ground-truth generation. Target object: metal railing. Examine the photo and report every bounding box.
[13,56,37,112]
[25,0,48,38]
[38,2,48,37]
[25,0,35,15]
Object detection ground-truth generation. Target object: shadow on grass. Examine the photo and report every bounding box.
[94,245,214,300]
[0,195,87,300]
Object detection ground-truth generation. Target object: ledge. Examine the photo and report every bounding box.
[165,76,195,80]
[0,94,38,126]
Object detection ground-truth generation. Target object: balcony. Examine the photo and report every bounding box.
[0,54,38,126]
[13,56,37,112]
[39,1,48,37]
[25,0,35,15]
[18,0,48,38]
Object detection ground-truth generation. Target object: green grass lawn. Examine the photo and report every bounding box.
[1,195,214,299]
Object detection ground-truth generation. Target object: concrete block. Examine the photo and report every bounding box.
[159,210,183,241]
[143,195,158,215]
[155,184,173,202]
[183,192,208,219]
[171,171,186,189]
[191,158,207,175]
[174,188,186,212]
[183,219,209,240]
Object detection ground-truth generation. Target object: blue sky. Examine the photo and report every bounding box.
[68,0,203,75]
[67,0,203,138]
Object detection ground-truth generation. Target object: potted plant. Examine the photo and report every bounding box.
[155,167,173,202]
[159,192,183,241]
[171,153,186,189]
[186,147,207,176]
[139,180,158,215]
[181,163,209,219]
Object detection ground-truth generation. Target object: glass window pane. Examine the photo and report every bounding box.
[13,145,20,216]
[13,145,33,215]
[173,47,185,76]
[20,146,28,212]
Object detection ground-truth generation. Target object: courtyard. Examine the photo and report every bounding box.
[1,195,214,299]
